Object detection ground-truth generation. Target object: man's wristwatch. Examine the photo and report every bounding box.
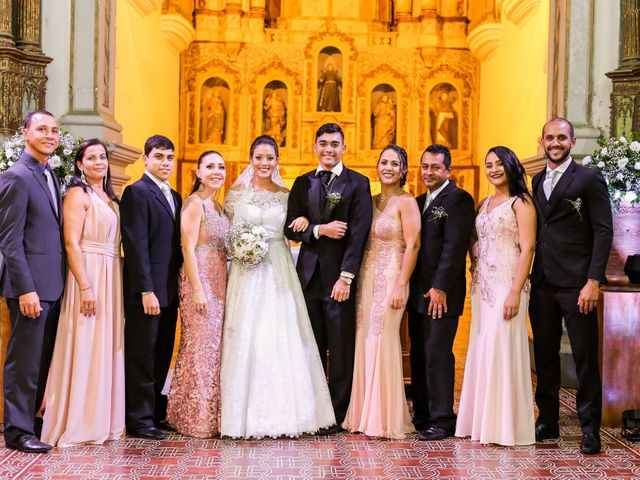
[340,275,352,285]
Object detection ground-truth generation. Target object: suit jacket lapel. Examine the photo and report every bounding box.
[323,169,348,221]
[307,172,323,222]
[143,175,176,221]
[425,181,453,217]
[30,164,59,219]
[546,161,577,216]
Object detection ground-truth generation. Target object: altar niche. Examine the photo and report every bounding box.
[200,77,230,145]
[262,81,288,147]
[429,83,459,150]
[371,84,397,149]
[317,46,343,112]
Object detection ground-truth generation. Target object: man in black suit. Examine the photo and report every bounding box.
[408,144,475,441]
[285,123,372,432]
[529,117,612,454]
[0,110,65,453]
[121,135,182,440]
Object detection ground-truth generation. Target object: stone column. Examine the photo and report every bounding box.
[246,0,266,43]
[224,0,244,47]
[0,0,14,47]
[619,0,640,68]
[15,0,41,52]
[418,0,439,48]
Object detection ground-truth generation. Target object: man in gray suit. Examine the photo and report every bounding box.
[0,110,65,453]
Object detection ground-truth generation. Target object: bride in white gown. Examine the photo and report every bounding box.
[220,135,336,438]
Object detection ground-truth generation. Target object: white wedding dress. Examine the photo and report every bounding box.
[220,187,336,438]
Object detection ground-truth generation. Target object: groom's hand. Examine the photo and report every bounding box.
[319,220,347,239]
[425,288,448,319]
[142,291,161,316]
[331,278,351,302]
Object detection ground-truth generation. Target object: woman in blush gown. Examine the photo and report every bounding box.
[42,139,124,447]
[455,146,537,446]
[167,151,229,438]
[342,145,420,439]
[220,135,335,439]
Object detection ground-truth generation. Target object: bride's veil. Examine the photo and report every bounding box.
[229,164,287,191]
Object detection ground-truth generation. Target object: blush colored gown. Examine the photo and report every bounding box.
[220,188,335,439]
[455,197,535,446]
[342,201,414,439]
[42,190,125,446]
[167,199,228,438]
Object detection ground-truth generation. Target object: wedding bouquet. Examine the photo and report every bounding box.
[224,221,270,268]
[0,129,82,193]
[582,135,640,210]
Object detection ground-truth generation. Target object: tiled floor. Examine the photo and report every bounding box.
[2,310,639,479]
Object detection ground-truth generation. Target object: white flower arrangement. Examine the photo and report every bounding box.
[322,184,342,209]
[0,129,82,193]
[429,206,448,221]
[565,197,583,221]
[224,221,270,268]
[582,136,640,210]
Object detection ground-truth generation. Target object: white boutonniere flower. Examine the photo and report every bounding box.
[565,197,583,221]
[429,206,448,221]
[323,184,342,209]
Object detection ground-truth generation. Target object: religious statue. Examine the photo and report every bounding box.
[263,90,287,146]
[317,60,342,112]
[371,94,397,149]
[429,84,459,149]
[201,89,226,144]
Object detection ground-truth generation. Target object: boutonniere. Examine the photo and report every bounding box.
[565,197,583,221]
[429,206,448,221]
[323,184,342,209]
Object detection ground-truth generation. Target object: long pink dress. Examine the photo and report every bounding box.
[342,201,415,439]
[455,197,535,446]
[42,190,125,447]
[167,199,228,438]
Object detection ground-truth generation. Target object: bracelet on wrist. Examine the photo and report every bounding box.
[79,286,91,291]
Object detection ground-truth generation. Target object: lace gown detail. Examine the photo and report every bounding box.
[167,200,228,438]
[220,188,335,439]
[455,197,535,446]
[342,203,414,439]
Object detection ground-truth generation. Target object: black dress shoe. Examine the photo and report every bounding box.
[156,420,175,432]
[417,426,451,441]
[535,423,560,441]
[6,434,52,453]
[128,426,166,440]
[580,432,601,454]
[317,424,342,436]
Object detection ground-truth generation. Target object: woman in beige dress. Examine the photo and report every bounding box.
[42,139,125,446]
[342,144,421,439]
[167,151,228,438]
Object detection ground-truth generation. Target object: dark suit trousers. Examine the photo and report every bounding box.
[124,304,178,431]
[303,271,356,424]
[529,278,601,433]
[408,305,459,432]
[3,298,59,444]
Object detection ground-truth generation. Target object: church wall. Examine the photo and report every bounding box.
[476,3,550,197]
[41,0,72,120]
[114,1,181,186]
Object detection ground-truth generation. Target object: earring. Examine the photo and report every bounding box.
[80,170,86,182]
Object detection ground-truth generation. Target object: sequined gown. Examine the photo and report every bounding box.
[455,197,535,446]
[41,191,124,446]
[342,201,414,439]
[220,188,335,439]
[167,199,229,438]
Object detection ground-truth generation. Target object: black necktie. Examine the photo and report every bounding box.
[317,170,332,209]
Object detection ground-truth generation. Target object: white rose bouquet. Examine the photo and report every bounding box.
[224,221,270,268]
[582,136,640,210]
[0,129,82,193]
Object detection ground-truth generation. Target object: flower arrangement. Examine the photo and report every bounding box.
[0,129,82,193]
[429,206,448,221]
[323,184,342,209]
[224,221,270,268]
[565,197,583,221]
[582,136,640,209]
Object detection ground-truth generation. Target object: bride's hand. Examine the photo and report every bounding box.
[288,216,309,232]
[194,290,208,314]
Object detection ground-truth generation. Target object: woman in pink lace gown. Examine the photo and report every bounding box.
[342,145,421,439]
[42,139,124,446]
[455,146,537,446]
[167,151,229,438]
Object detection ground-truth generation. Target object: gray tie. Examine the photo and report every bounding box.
[43,169,58,216]
[161,183,176,216]
[423,192,433,214]
[543,169,559,200]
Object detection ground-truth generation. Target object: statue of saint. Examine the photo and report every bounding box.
[202,89,226,144]
[371,94,396,149]
[263,91,287,146]
[317,60,342,112]
[430,86,458,149]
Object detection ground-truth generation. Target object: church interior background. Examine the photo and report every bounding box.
[1,0,640,478]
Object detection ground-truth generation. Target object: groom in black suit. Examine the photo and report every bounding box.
[285,123,372,432]
[530,117,612,454]
[121,135,182,440]
[0,110,65,453]
[408,144,475,441]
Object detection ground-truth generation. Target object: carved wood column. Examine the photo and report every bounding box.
[0,0,14,47]
[15,0,41,52]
